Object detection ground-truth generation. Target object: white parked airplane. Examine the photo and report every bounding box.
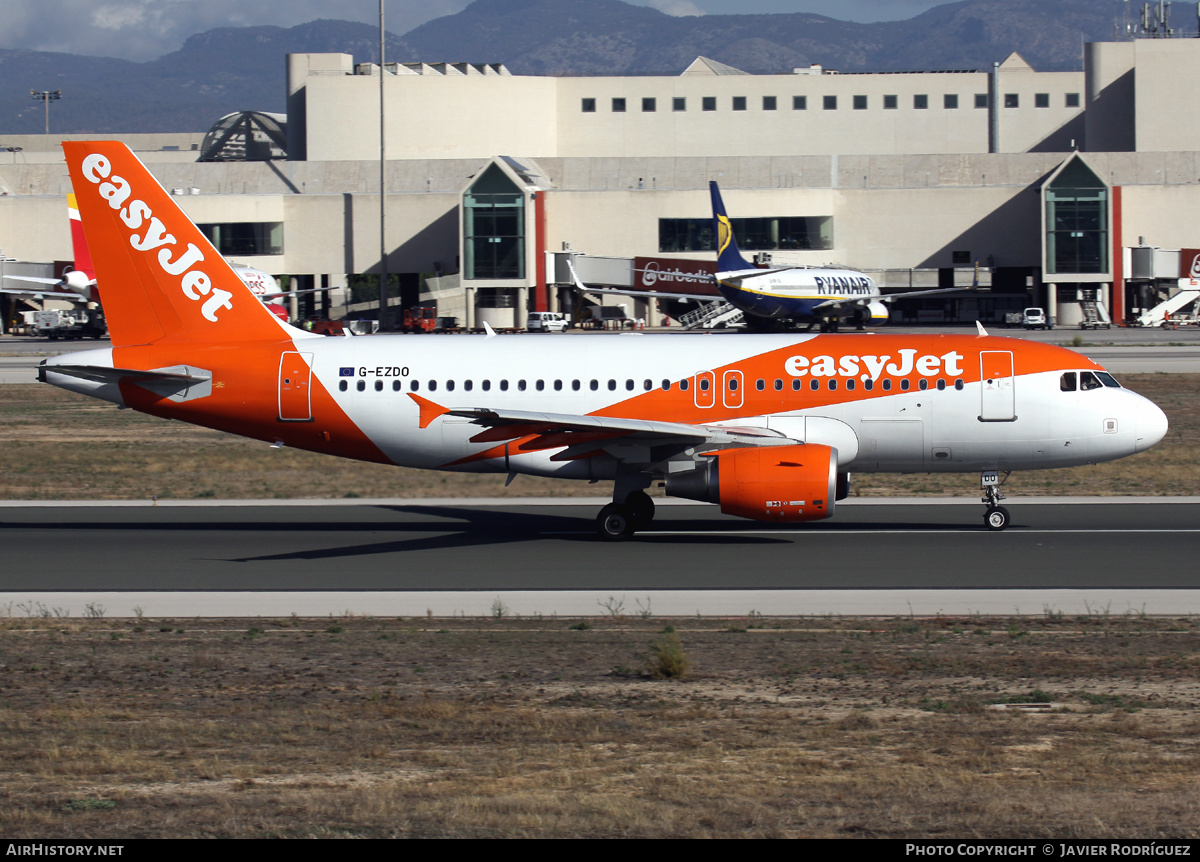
[42,143,1168,539]
[2,194,295,323]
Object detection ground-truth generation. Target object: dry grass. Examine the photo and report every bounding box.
[0,373,1195,500]
[1,615,1198,838]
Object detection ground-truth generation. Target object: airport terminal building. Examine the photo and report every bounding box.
[2,36,1200,329]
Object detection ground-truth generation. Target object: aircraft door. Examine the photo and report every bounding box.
[979,350,1015,421]
[278,351,314,421]
[722,370,744,409]
[694,370,715,409]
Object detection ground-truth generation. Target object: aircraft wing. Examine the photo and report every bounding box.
[410,394,792,466]
[1,276,80,300]
[812,285,975,311]
[566,259,722,302]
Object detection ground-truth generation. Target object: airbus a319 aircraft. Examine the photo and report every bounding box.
[42,142,1167,539]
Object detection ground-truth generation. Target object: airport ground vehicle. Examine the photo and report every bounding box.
[527,311,569,332]
[33,308,107,340]
[1022,307,1050,330]
[42,143,1168,540]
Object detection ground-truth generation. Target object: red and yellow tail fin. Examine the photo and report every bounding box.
[66,193,95,283]
[63,141,297,348]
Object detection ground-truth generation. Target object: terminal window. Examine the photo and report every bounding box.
[732,96,747,111]
[1005,93,1019,108]
[763,96,777,111]
[823,95,837,110]
[612,98,626,112]
[581,98,596,113]
[463,164,525,280]
[1046,158,1108,275]
[793,95,807,110]
[1066,93,1081,107]
[1035,93,1050,108]
[673,97,686,111]
[944,94,958,109]
[853,95,867,110]
[914,94,928,109]
[975,93,988,108]
[198,222,282,256]
[883,95,897,109]
[659,216,833,253]
[642,97,656,112]
[703,97,717,111]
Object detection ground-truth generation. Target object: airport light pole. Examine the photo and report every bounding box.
[30,91,61,135]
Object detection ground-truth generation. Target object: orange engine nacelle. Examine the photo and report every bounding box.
[665,444,838,523]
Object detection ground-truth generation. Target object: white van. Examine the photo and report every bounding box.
[527,311,569,332]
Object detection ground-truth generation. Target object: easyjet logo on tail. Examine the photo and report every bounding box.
[79,153,233,323]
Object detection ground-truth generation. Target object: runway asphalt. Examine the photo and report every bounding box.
[2,498,1197,618]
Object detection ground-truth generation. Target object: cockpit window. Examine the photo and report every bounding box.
[1079,371,1102,391]
[1095,371,1121,388]
[1060,372,1076,391]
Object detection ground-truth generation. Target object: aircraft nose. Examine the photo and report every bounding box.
[1133,396,1168,453]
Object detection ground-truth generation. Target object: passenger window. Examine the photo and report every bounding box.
[680,379,690,391]
[900,379,910,391]
[729,378,739,391]
[375,380,383,392]
[756,379,765,391]
[393,380,402,391]
[699,378,710,392]
[590,380,599,391]
[339,380,347,392]
[464,380,473,391]
[954,379,964,390]
[536,380,544,391]
[810,379,819,391]
[919,379,928,391]
[482,380,491,391]
[410,380,420,392]
[661,380,670,391]
[846,379,855,391]
[644,380,652,391]
[572,380,581,391]
[936,379,946,391]
[499,380,508,391]
[356,380,365,392]
[1060,372,1077,392]
[429,380,437,392]
[792,379,801,391]
[882,380,892,391]
[554,380,563,391]
[608,379,616,391]
[626,379,635,391]
[517,380,526,391]
[1080,372,1102,391]
[446,380,455,392]
[774,379,783,391]
[864,379,874,391]
[828,379,837,391]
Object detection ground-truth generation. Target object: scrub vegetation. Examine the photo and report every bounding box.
[0,373,1194,501]
[0,613,1198,838]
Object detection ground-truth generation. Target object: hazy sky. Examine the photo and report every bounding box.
[0,0,947,62]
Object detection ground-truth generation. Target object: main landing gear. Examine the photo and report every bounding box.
[981,470,1011,531]
[596,489,655,541]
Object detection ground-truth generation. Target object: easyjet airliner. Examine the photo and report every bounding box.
[40,143,1168,538]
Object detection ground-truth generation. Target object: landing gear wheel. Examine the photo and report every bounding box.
[597,503,635,541]
[984,505,1010,531]
[625,491,655,529]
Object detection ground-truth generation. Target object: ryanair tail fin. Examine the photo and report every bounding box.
[709,180,754,272]
[63,141,307,348]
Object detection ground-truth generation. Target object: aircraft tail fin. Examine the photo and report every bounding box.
[66,193,95,282]
[63,141,302,348]
[710,180,754,272]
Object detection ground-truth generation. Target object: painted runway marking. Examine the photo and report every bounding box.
[541,528,1200,537]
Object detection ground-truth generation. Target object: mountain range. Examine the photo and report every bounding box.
[0,0,1141,136]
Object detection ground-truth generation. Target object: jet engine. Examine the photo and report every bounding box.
[665,443,838,522]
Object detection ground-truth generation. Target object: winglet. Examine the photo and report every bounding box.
[709,181,755,272]
[408,392,450,429]
[483,321,497,338]
[975,320,989,336]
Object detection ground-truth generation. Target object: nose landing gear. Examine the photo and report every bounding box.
[981,470,1011,531]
